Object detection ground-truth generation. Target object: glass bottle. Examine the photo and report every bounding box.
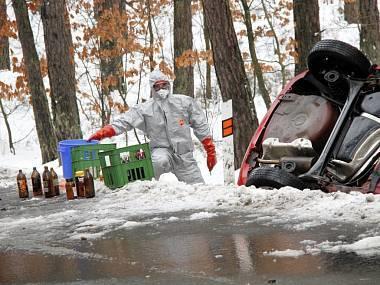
[65,178,77,200]
[50,167,60,196]
[17,170,29,198]
[31,167,43,196]
[42,166,54,198]
[84,168,95,198]
[75,171,85,198]
[135,148,145,160]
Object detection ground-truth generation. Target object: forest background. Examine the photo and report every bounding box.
[0,0,378,171]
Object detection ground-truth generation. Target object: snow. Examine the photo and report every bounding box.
[298,236,380,257]
[1,177,380,258]
[264,249,306,258]
[263,236,380,258]
[189,211,218,220]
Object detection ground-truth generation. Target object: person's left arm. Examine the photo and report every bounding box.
[188,98,210,141]
[188,98,217,171]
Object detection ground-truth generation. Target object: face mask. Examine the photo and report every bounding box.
[156,89,170,99]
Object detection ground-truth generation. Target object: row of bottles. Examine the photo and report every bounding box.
[64,170,95,200]
[17,166,59,199]
[17,167,95,200]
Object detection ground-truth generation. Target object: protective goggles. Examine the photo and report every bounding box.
[153,80,170,91]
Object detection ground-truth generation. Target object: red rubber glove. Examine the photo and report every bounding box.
[87,125,116,141]
[202,137,217,172]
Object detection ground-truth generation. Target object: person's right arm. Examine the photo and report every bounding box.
[111,105,145,134]
[87,106,145,141]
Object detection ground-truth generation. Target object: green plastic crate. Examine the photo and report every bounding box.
[71,143,117,179]
[99,143,154,189]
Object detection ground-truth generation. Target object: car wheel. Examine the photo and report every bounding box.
[245,167,311,190]
[307,39,371,80]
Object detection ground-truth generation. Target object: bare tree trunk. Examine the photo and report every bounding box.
[203,4,212,100]
[41,0,82,141]
[94,0,125,126]
[359,0,380,63]
[293,0,321,75]
[0,97,15,154]
[12,0,58,163]
[173,0,194,96]
[344,0,359,24]
[241,0,271,110]
[0,0,10,70]
[147,0,155,72]
[203,0,258,169]
[261,0,286,88]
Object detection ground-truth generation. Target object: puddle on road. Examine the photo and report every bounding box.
[1,214,380,284]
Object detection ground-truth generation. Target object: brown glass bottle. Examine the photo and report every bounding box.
[84,169,95,198]
[65,179,77,200]
[31,167,43,196]
[17,170,29,198]
[50,167,60,196]
[75,171,85,198]
[42,166,54,198]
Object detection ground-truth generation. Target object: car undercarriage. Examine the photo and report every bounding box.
[238,40,380,194]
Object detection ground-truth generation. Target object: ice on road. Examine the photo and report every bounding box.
[1,173,380,258]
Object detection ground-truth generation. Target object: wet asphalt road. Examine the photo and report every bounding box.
[1,211,380,284]
[1,180,380,285]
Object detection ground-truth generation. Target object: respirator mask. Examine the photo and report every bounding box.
[153,80,170,100]
[156,89,170,99]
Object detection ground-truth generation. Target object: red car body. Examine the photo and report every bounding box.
[237,40,380,194]
[237,71,308,186]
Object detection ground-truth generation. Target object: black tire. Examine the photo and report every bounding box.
[307,39,371,79]
[245,167,310,190]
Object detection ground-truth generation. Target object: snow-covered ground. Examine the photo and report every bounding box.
[1,171,380,259]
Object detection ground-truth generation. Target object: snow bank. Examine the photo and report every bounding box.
[1,179,380,257]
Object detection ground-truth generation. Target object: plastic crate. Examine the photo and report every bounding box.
[71,143,117,179]
[99,143,154,189]
[58,139,99,179]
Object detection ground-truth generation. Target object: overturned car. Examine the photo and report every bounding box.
[238,39,380,194]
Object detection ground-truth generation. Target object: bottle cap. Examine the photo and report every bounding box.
[75,171,84,177]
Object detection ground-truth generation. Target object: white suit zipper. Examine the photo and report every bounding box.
[157,101,175,153]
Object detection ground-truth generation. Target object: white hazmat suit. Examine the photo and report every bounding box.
[110,70,211,184]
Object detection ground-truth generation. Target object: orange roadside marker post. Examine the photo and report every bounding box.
[221,99,235,185]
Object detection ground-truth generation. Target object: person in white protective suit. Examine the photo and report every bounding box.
[88,70,217,184]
